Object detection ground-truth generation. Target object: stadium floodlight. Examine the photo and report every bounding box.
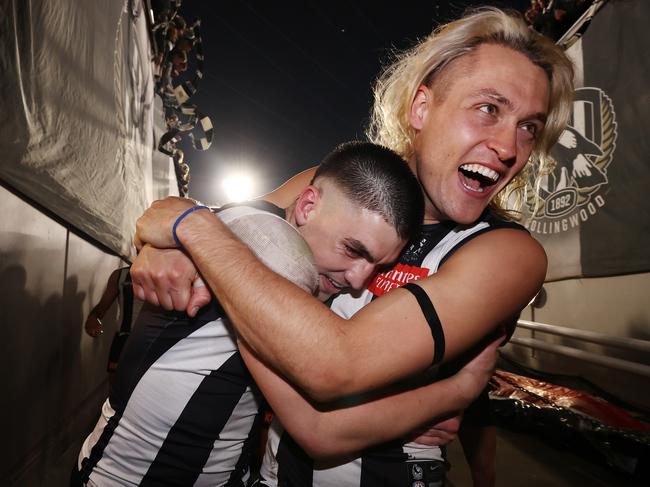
[222,171,256,202]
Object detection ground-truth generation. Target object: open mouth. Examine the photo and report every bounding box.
[458,163,500,193]
[327,276,344,290]
[320,274,344,294]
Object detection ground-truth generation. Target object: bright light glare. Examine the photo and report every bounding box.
[222,172,255,202]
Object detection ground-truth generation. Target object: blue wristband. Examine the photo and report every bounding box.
[172,205,209,246]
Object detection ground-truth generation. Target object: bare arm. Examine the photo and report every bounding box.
[85,268,121,337]
[237,335,501,460]
[256,167,317,208]
[134,197,546,401]
[407,415,462,446]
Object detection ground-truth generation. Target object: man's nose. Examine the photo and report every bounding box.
[345,261,376,291]
[487,124,517,166]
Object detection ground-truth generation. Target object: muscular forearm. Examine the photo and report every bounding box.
[91,269,121,317]
[287,377,472,460]
[239,341,479,460]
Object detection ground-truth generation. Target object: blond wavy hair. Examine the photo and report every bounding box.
[367,7,574,219]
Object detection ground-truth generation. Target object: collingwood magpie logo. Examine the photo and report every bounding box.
[525,87,617,234]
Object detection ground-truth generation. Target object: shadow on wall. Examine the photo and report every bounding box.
[0,257,86,483]
[62,275,86,410]
[628,315,650,343]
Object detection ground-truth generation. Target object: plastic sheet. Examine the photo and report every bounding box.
[0,0,175,258]
[490,370,650,479]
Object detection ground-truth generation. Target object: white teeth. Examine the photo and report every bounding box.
[460,163,499,182]
[327,276,343,289]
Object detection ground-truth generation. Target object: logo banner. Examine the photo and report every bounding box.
[523,0,650,280]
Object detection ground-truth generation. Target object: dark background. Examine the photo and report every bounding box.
[176,1,529,204]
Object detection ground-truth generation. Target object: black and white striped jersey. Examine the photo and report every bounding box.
[77,203,317,487]
[79,301,263,486]
[258,420,445,487]
[257,212,525,487]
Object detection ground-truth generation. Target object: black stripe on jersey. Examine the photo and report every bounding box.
[398,220,456,267]
[360,440,408,486]
[140,352,254,486]
[277,432,315,486]
[81,301,227,482]
[401,282,445,365]
[79,409,124,483]
[120,269,134,333]
[218,200,286,219]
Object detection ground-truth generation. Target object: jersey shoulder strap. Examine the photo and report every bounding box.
[217,199,286,219]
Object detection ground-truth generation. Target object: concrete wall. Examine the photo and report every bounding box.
[508,272,650,410]
[0,184,125,486]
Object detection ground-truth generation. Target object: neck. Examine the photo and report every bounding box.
[284,200,299,227]
[422,198,443,225]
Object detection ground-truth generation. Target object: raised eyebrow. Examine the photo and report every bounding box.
[344,238,375,263]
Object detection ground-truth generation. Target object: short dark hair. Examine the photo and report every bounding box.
[312,141,423,242]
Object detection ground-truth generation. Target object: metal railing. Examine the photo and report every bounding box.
[507,319,650,378]
[517,319,650,353]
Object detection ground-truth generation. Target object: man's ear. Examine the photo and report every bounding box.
[409,85,431,130]
[294,185,321,227]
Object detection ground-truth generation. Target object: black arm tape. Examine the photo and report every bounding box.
[402,282,445,366]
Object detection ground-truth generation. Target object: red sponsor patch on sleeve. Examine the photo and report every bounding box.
[367,263,430,297]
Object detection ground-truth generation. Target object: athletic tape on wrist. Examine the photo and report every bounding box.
[172,205,209,246]
[401,282,446,365]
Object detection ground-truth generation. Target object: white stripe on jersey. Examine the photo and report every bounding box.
[420,221,490,273]
[258,419,282,485]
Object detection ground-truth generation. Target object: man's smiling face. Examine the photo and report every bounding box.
[409,43,551,224]
[293,181,406,301]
